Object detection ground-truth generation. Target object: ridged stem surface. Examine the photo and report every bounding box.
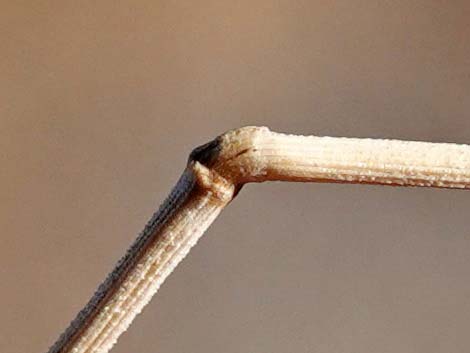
[47,126,470,353]
[219,128,470,188]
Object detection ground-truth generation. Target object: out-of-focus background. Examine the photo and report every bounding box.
[2,1,470,352]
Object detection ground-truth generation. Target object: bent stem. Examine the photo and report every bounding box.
[47,126,470,353]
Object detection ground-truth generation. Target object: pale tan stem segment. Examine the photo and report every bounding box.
[48,162,234,353]
[215,127,470,188]
[47,126,470,353]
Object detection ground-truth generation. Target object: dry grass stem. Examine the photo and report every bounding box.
[48,126,470,353]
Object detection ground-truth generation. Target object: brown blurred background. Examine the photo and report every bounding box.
[1,1,470,352]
